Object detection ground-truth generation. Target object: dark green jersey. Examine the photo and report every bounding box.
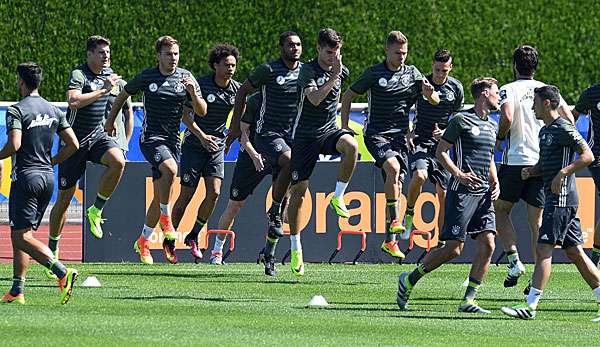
[292,58,349,140]
[106,79,132,151]
[66,64,113,144]
[248,59,301,139]
[442,108,497,194]
[414,75,464,148]
[539,117,587,207]
[350,62,424,138]
[241,92,261,144]
[125,67,200,146]
[574,84,600,166]
[183,75,240,148]
[6,96,70,177]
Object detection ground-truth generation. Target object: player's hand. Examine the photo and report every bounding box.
[331,53,342,77]
[457,171,484,189]
[104,120,116,136]
[551,171,567,195]
[495,139,504,151]
[200,134,220,152]
[181,74,198,95]
[102,74,122,92]
[521,167,532,180]
[225,128,241,154]
[432,123,444,141]
[489,178,500,200]
[421,78,435,98]
[406,131,416,152]
[251,153,265,172]
[342,124,356,135]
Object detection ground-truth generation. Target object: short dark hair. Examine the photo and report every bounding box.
[208,44,240,70]
[17,62,42,90]
[470,77,498,99]
[386,31,407,46]
[155,36,179,53]
[534,85,561,109]
[317,28,342,48]
[279,31,299,46]
[513,45,538,77]
[433,49,452,63]
[86,35,110,52]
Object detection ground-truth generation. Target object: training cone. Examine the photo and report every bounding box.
[81,276,101,287]
[462,278,469,287]
[306,295,329,308]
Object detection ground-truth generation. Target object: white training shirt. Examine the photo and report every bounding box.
[499,79,567,166]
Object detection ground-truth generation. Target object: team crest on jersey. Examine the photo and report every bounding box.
[292,171,299,181]
[543,133,553,146]
[451,225,461,235]
[596,101,600,111]
[230,96,236,104]
[470,126,481,136]
[60,177,67,187]
[446,91,455,102]
[400,74,412,86]
[276,75,286,85]
[232,188,239,197]
[207,94,216,103]
[183,173,190,183]
[378,78,388,87]
[149,83,158,92]
[317,77,325,86]
[154,152,162,162]
[174,82,185,93]
[334,79,341,88]
[378,149,386,158]
[275,143,283,152]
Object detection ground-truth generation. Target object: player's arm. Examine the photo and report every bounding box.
[557,104,575,124]
[227,80,256,149]
[306,54,343,106]
[421,78,440,105]
[123,98,134,146]
[0,129,21,160]
[489,156,500,200]
[183,75,207,116]
[521,162,542,179]
[571,88,592,122]
[52,128,79,165]
[67,71,121,110]
[340,88,359,131]
[182,109,219,152]
[551,127,594,194]
[496,101,513,151]
[105,90,132,135]
[240,121,264,171]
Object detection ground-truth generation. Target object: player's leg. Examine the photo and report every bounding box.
[2,246,28,304]
[134,179,161,265]
[405,151,431,235]
[459,225,495,314]
[435,183,446,242]
[330,133,358,218]
[589,167,600,266]
[196,176,222,264]
[380,158,405,258]
[526,205,542,260]
[288,179,308,276]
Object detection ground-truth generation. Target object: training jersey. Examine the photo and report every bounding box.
[350,62,424,138]
[125,67,200,146]
[442,108,497,194]
[574,84,600,166]
[292,58,349,140]
[66,64,113,144]
[105,79,132,151]
[539,117,587,207]
[5,95,70,178]
[414,75,464,149]
[247,58,301,138]
[183,75,240,149]
[241,92,261,144]
[499,79,567,166]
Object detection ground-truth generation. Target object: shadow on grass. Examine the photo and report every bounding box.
[112,295,272,303]
[392,314,503,320]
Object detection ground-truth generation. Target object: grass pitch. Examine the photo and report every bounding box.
[1,262,599,346]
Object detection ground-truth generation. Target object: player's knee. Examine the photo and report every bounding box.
[343,139,358,157]
[206,187,220,202]
[493,200,512,214]
[564,246,584,262]
[414,170,428,183]
[228,199,245,212]
[160,164,177,180]
[383,161,401,179]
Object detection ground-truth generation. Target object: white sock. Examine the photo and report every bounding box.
[159,203,170,216]
[290,234,302,252]
[526,287,543,309]
[141,224,154,240]
[334,181,348,199]
[213,237,225,253]
[593,287,600,301]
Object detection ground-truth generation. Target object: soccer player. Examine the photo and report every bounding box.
[572,84,600,267]
[501,86,600,321]
[171,44,240,263]
[495,45,573,288]
[404,49,463,239]
[396,77,500,314]
[105,36,206,264]
[48,35,126,266]
[226,31,302,259]
[287,28,358,276]
[340,31,439,260]
[1,62,79,304]
[105,75,133,156]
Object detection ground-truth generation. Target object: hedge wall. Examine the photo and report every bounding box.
[1,0,599,104]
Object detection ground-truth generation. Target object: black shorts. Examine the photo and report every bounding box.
[140,139,180,180]
[365,134,409,177]
[291,129,353,184]
[254,134,291,169]
[58,132,118,190]
[589,166,600,195]
[230,148,273,201]
[9,171,54,231]
[498,164,544,208]
[440,190,496,242]
[538,205,583,249]
[409,145,450,189]
[179,144,225,187]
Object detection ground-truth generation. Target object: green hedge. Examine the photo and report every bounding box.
[1,0,599,104]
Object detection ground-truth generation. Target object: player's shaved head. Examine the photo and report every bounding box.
[17,61,42,90]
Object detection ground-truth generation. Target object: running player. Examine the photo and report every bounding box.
[171,44,240,263]
[495,45,573,288]
[1,62,79,304]
[396,77,500,314]
[287,28,358,276]
[226,31,302,260]
[404,49,463,240]
[340,31,439,260]
[572,84,600,267]
[501,86,600,321]
[48,35,126,267]
[105,76,133,156]
[105,36,206,264]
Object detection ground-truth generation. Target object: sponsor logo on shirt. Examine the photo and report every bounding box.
[470,126,481,136]
[27,114,56,129]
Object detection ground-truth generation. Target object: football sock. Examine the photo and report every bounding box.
[290,234,302,252]
[408,263,428,286]
[268,200,282,215]
[9,276,25,296]
[159,203,170,216]
[591,245,600,266]
[526,287,543,309]
[93,193,109,211]
[46,258,67,279]
[507,250,520,266]
[141,224,154,240]
[48,235,60,253]
[265,236,278,257]
[334,181,348,199]
[385,199,398,242]
[189,218,206,239]
[463,277,481,301]
[213,236,225,253]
